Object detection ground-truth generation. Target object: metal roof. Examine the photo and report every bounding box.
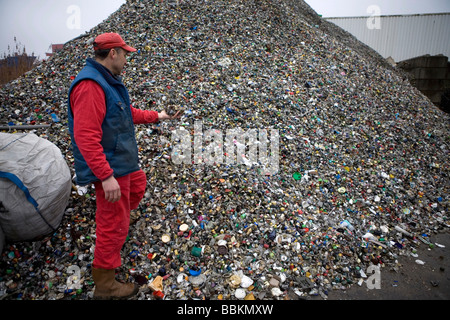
[325,13,450,62]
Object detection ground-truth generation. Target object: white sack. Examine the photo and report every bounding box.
[0,132,71,242]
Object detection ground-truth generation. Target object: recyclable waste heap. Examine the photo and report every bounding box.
[0,0,448,300]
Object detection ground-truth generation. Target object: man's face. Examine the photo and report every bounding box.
[110,48,129,76]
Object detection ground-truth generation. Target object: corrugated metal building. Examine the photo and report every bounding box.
[325,13,450,63]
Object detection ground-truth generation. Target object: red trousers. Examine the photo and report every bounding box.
[92,170,147,269]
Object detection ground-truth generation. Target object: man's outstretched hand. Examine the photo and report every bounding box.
[158,110,183,121]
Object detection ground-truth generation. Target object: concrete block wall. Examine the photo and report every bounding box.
[397,55,450,112]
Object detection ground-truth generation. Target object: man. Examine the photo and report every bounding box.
[67,32,180,299]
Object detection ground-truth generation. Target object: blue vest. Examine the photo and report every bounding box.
[67,58,140,186]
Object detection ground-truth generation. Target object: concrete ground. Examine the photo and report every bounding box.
[326,230,450,300]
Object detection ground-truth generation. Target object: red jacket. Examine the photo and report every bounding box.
[70,80,159,181]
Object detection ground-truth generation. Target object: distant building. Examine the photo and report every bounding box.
[45,44,64,58]
[325,13,450,63]
[0,54,37,86]
[325,13,450,112]
[0,54,36,68]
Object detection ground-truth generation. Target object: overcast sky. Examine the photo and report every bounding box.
[1,0,449,60]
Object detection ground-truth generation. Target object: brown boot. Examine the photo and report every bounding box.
[92,268,139,300]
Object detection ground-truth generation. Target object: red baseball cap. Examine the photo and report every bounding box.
[93,32,137,52]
